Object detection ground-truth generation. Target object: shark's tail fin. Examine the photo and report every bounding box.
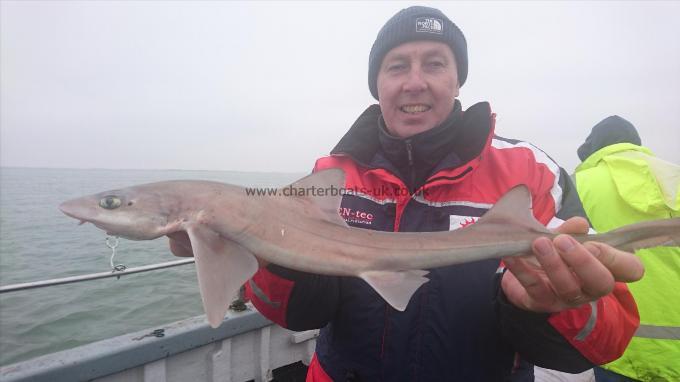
[603,217,680,253]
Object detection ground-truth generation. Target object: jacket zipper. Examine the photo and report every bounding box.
[405,139,415,192]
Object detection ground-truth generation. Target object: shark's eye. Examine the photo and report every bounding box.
[99,196,122,210]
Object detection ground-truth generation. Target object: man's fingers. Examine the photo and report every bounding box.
[551,217,615,299]
[555,216,590,235]
[503,256,554,311]
[532,237,585,304]
[553,235,614,298]
[583,241,644,282]
[500,270,530,309]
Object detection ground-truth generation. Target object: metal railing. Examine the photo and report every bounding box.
[0,258,195,293]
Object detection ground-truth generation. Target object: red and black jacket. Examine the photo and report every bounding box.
[246,102,639,381]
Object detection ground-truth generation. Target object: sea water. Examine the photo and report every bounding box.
[0,167,302,366]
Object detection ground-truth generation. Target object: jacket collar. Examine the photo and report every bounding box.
[377,101,463,172]
[330,100,493,189]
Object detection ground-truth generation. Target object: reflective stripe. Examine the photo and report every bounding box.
[635,324,680,340]
[248,279,281,308]
[411,193,492,209]
[491,139,563,213]
[574,301,598,341]
[343,190,397,205]
[546,216,565,230]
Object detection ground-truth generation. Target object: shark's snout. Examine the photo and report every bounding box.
[59,198,96,224]
[59,200,80,219]
[60,198,121,235]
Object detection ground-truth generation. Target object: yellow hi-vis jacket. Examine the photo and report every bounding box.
[575,143,680,382]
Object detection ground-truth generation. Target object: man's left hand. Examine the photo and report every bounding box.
[501,217,644,312]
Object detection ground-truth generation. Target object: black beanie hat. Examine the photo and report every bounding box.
[577,115,642,161]
[368,6,468,100]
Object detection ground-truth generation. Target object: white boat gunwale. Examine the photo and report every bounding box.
[1,306,316,382]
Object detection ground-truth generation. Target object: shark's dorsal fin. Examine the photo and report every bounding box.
[477,185,551,233]
[285,169,348,227]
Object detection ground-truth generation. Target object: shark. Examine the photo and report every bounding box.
[59,169,680,328]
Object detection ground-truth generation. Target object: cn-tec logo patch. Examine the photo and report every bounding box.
[416,17,443,34]
[339,207,375,226]
[449,215,478,231]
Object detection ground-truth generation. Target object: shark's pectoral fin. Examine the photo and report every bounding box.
[359,270,429,311]
[186,225,258,328]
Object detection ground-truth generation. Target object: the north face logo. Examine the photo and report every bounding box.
[416,17,443,34]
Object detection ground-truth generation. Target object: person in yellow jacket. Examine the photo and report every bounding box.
[575,115,680,382]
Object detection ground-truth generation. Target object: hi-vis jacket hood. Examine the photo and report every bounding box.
[576,143,680,224]
[576,115,641,161]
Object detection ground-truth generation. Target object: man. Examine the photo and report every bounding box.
[575,116,680,382]
[170,6,642,381]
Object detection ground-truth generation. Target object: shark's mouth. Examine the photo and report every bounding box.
[68,218,121,238]
[90,222,123,237]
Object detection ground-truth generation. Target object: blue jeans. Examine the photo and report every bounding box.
[593,367,640,382]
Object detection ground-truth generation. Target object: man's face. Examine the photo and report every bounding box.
[377,40,459,138]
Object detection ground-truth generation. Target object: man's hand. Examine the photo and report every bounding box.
[501,217,644,312]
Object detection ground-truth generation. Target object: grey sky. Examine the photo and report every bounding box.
[1,1,679,173]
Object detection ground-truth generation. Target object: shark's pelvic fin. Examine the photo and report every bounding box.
[285,169,348,227]
[476,184,551,233]
[187,225,259,328]
[359,270,429,311]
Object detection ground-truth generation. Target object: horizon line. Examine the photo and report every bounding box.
[0,165,307,175]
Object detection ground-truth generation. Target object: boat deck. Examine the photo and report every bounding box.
[0,304,318,382]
